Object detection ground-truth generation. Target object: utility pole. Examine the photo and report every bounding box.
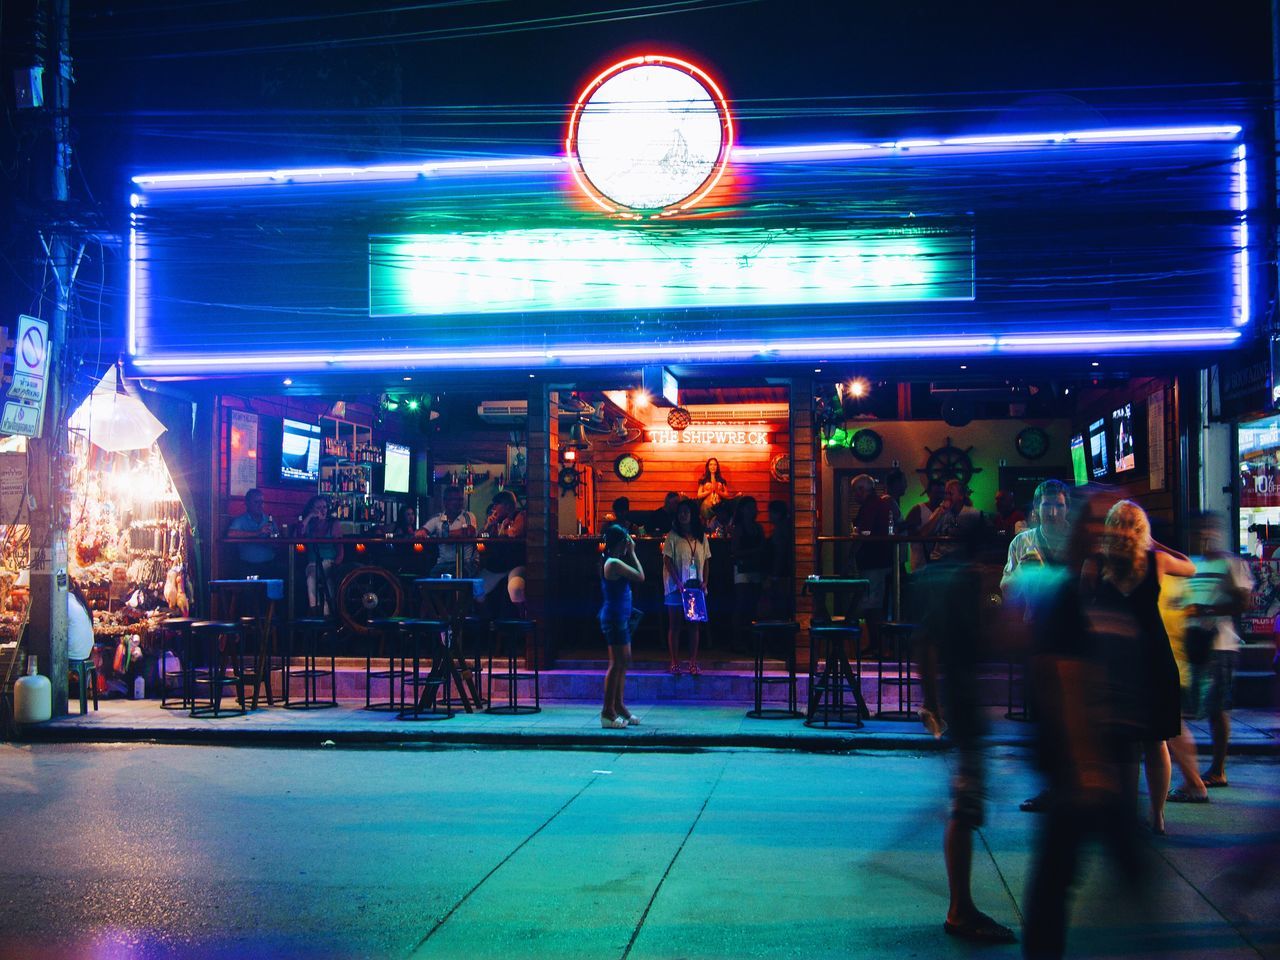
[25,0,73,716]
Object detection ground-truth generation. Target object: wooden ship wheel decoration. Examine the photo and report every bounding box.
[917,437,981,487]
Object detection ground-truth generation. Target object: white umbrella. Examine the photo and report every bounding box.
[68,365,167,452]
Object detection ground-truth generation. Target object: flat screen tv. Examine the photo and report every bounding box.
[1111,403,1137,473]
[1070,434,1089,486]
[280,418,322,483]
[1087,418,1109,480]
[383,441,411,494]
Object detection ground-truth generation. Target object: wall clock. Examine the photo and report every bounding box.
[1016,427,1050,461]
[614,453,643,482]
[850,429,883,463]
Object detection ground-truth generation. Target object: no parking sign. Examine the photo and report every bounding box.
[1,314,50,438]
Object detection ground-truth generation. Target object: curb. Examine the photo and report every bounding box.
[13,723,1278,756]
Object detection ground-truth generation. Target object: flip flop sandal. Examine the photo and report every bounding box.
[1167,788,1209,804]
[1203,775,1228,788]
[943,914,1017,944]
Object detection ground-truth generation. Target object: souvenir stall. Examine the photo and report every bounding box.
[66,368,193,695]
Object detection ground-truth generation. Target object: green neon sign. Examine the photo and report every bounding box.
[370,223,973,317]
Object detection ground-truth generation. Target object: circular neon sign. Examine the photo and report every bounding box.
[566,55,733,218]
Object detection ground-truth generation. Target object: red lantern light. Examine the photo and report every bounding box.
[413,542,424,553]
[355,543,366,554]
[294,544,306,554]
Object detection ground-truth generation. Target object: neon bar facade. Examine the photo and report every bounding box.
[117,54,1259,679]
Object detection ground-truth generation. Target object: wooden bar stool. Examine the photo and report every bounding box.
[284,617,338,710]
[746,621,802,720]
[157,617,197,710]
[486,619,540,715]
[187,620,247,718]
[414,578,485,713]
[364,617,405,712]
[803,578,870,730]
[1006,654,1030,721]
[875,621,920,720]
[209,579,284,708]
[396,617,453,721]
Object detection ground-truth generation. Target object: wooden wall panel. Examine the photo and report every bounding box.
[592,427,789,524]
[791,380,817,629]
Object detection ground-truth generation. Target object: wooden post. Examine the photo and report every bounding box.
[525,382,555,665]
[790,379,818,638]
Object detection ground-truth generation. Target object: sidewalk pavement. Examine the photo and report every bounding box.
[19,692,1280,753]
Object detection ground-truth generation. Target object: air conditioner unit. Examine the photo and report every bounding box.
[929,381,1026,401]
[477,400,527,424]
[683,403,790,423]
[476,398,600,425]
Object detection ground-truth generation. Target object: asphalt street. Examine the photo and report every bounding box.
[0,742,1275,959]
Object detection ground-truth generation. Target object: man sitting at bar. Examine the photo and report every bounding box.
[904,477,947,572]
[646,491,681,536]
[226,488,281,579]
[919,480,983,564]
[603,496,644,536]
[848,474,893,651]
[422,486,478,578]
[993,490,1027,538]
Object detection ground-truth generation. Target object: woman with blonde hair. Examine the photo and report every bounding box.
[1085,499,1196,835]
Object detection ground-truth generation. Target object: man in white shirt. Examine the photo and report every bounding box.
[1000,480,1071,605]
[422,486,478,578]
[999,479,1071,815]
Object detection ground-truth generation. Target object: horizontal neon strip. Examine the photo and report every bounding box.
[131,125,1242,189]
[128,329,1242,372]
[132,156,568,189]
[370,226,974,317]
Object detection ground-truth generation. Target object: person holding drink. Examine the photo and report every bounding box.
[422,486,478,578]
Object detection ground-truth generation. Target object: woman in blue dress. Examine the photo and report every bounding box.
[600,523,645,729]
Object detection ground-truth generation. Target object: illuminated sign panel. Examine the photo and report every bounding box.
[647,425,771,446]
[370,224,973,317]
[127,126,1249,374]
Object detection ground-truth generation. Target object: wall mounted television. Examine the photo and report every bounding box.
[383,441,411,494]
[1087,418,1109,480]
[1111,402,1138,474]
[280,418,322,483]
[1070,434,1089,486]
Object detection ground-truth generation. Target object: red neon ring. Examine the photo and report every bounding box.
[565,54,734,218]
